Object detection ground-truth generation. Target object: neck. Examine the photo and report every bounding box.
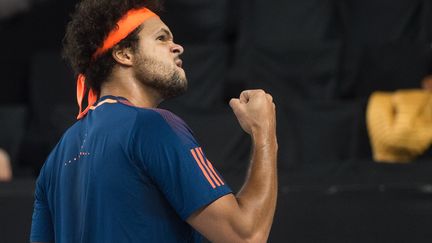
[99,69,163,108]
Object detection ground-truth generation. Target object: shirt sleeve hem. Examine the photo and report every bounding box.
[181,190,233,221]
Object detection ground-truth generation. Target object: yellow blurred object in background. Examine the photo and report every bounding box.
[367,90,432,163]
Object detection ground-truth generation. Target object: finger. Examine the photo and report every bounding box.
[229,98,240,108]
[240,89,266,103]
[229,98,245,117]
[266,94,273,102]
[239,91,250,103]
[229,98,243,114]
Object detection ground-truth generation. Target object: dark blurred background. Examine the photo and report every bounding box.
[1,0,432,242]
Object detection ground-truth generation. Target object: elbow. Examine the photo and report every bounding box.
[229,214,270,242]
[212,231,266,243]
[234,226,268,243]
[242,232,268,243]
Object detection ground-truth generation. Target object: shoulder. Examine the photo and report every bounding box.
[132,108,198,147]
[136,108,192,133]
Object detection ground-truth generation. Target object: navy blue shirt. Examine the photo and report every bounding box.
[30,96,232,242]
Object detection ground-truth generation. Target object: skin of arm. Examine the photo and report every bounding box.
[187,89,278,243]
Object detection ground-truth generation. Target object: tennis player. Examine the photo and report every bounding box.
[30,0,278,242]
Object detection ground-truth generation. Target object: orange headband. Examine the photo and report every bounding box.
[76,7,158,120]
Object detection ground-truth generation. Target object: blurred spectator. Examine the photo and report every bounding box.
[0,148,12,181]
[367,76,432,163]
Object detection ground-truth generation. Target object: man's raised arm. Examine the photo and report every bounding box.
[187,89,278,242]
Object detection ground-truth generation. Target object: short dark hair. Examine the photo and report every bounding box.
[63,0,163,94]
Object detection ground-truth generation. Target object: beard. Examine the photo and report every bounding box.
[133,54,187,100]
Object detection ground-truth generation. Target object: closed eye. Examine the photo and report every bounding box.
[157,35,167,41]
[155,28,174,42]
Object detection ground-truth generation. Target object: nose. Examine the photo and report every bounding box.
[171,42,184,55]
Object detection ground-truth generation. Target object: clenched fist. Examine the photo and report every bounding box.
[229,90,276,142]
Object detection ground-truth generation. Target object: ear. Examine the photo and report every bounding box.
[111,46,134,66]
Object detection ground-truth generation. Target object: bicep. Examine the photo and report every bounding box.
[187,194,255,243]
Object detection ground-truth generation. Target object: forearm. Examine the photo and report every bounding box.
[235,131,278,241]
[187,90,278,242]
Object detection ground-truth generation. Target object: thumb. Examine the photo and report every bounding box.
[229,98,251,134]
[229,98,240,109]
[229,98,243,116]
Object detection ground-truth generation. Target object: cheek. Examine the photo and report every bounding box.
[140,49,168,65]
[152,44,174,61]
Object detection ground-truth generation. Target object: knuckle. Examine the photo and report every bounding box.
[250,89,264,94]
